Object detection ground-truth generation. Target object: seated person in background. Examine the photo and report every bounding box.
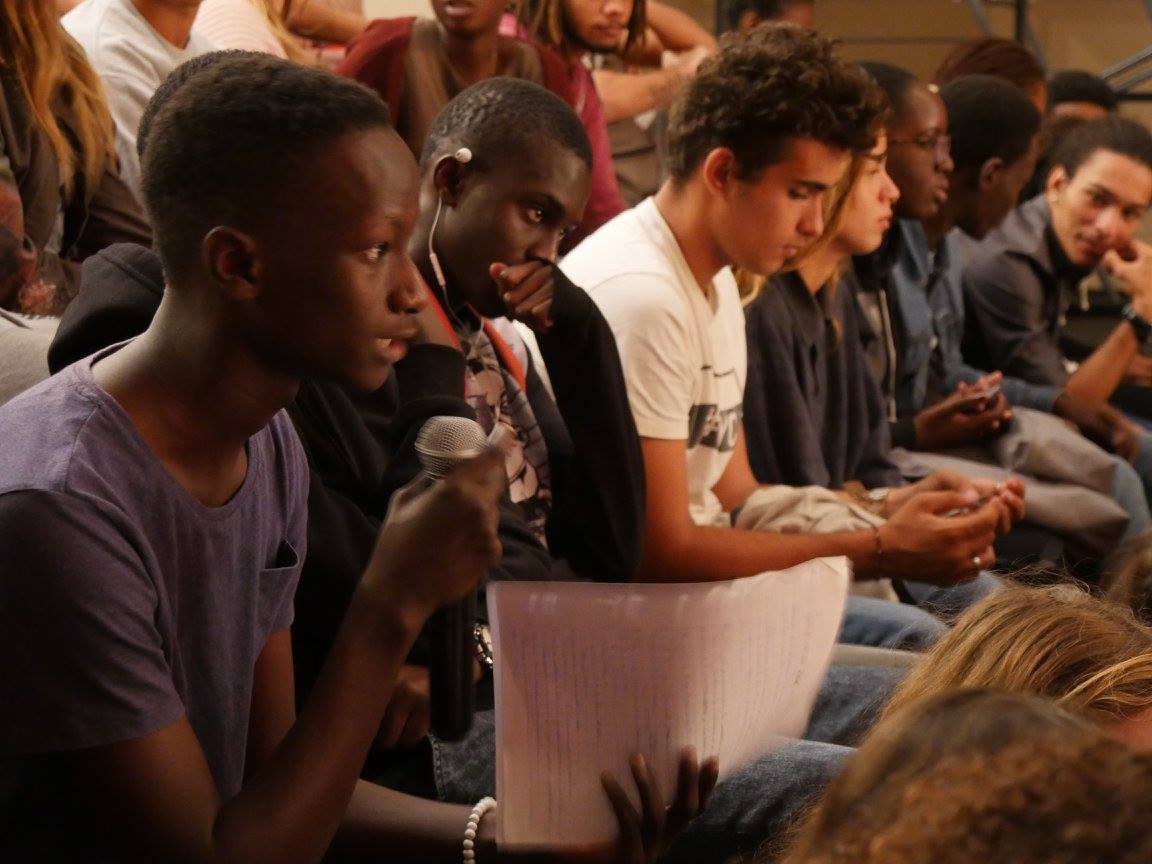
[1,1,150,315]
[963,117,1152,422]
[582,0,718,207]
[931,35,1047,114]
[779,690,1152,864]
[0,52,710,863]
[563,25,1023,646]
[887,73,1151,551]
[1018,72,1115,201]
[0,178,56,406]
[194,0,368,62]
[581,0,717,127]
[1048,69,1118,123]
[339,0,622,245]
[719,0,815,33]
[194,0,313,59]
[63,0,215,195]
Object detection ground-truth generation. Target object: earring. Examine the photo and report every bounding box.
[454,147,473,164]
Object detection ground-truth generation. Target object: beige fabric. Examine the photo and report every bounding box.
[891,407,1130,558]
[734,485,898,602]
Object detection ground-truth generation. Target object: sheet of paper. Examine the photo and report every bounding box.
[490,557,849,848]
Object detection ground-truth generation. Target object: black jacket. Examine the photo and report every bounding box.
[743,271,902,491]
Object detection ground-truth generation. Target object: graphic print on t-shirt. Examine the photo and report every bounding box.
[688,365,742,452]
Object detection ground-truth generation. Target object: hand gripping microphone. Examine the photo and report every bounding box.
[415,416,490,741]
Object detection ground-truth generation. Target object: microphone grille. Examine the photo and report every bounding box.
[415,416,489,480]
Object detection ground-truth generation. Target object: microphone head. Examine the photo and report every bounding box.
[415,416,489,480]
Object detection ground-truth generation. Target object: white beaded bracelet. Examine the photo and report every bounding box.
[463,796,497,863]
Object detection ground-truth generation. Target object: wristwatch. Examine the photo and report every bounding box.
[1123,304,1152,344]
[473,623,494,672]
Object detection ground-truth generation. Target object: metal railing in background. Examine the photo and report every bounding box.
[1101,0,1152,103]
[836,0,1047,69]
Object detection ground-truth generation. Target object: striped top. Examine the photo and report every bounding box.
[194,0,289,58]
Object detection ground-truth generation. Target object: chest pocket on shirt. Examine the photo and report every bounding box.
[258,539,301,635]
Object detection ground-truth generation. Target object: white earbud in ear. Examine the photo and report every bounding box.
[454,147,473,164]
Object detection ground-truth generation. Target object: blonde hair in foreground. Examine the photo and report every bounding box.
[0,0,115,196]
[782,693,1152,864]
[883,583,1152,725]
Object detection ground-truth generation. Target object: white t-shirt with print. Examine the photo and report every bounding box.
[561,197,746,526]
[64,0,215,195]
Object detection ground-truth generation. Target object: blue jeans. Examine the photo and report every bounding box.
[430,665,905,864]
[836,570,1001,650]
[1131,428,1152,517]
[838,594,947,651]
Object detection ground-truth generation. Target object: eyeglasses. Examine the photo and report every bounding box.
[889,132,952,162]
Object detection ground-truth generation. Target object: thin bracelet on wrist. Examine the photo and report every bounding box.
[463,797,497,863]
[871,524,884,579]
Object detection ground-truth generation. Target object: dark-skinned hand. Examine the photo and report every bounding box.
[490,260,556,334]
[365,450,504,630]
[913,375,1013,451]
[486,747,720,864]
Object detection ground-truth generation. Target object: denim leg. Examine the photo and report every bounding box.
[902,570,1002,622]
[804,663,906,746]
[837,594,948,651]
[662,739,852,864]
[1112,453,1152,540]
[1130,429,1152,511]
[430,708,497,804]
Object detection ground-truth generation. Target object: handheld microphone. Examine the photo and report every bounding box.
[415,416,490,742]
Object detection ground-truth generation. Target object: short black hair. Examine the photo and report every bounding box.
[859,61,920,121]
[1051,115,1152,179]
[140,53,391,281]
[667,24,884,183]
[420,78,591,174]
[715,0,812,33]
[1048,70,1118,112]
[137,49,252,159]
[940,74,1041,172]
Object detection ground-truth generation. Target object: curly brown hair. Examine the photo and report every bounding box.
[802,736,1152,864]
[666,23,884,183]
[779,690,1152,864]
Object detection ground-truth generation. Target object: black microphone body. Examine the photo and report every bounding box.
[426,595,477,741]
[415,416,490,742]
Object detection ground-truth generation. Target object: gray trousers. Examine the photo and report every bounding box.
[430,664,905,864]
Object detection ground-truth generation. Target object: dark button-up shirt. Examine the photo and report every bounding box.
[892,219,1062,414]
[962,195,1092,386]
[744,270,902,490]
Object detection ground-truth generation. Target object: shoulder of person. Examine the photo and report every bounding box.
[970,195,1050,273]
[339,16,417,64]
[562,211,679,284]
